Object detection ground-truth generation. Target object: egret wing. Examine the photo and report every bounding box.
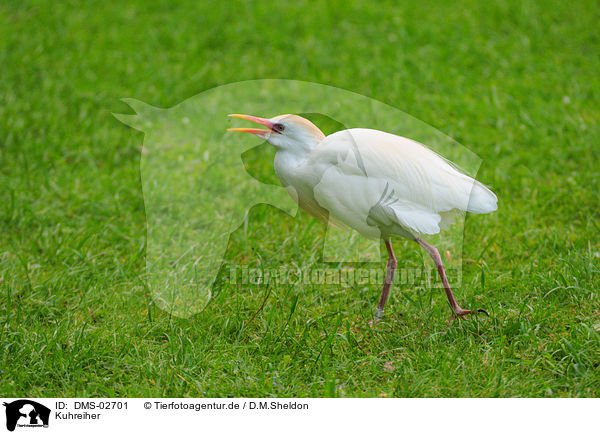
[310,128,497,237]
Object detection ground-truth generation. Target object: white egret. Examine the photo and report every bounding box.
[228,114,497,320]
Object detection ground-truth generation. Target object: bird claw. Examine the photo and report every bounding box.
[476,308,490,316]
[449,307,489,322]
[368,308,385,327]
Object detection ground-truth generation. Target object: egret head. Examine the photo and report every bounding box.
[228,114,325,151]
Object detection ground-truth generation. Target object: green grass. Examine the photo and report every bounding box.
[1,0,599,397]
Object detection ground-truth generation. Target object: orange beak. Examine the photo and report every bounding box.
[227,114,275,136]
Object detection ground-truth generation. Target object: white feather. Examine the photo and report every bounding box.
[299,128,497,238]
[231,114,498,240]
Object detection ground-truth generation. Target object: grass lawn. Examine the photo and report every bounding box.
[1,0,599,397]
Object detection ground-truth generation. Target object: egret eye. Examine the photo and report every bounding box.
[273,123,285,133]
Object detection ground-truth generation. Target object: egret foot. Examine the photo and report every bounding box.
[449,307,489,322]
[368,308,385,326]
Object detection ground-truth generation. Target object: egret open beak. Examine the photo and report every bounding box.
[227,114,274,135]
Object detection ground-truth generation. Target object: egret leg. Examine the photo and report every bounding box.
[373,238,397,322]
[416,237,488,318]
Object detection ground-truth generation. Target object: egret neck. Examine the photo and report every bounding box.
[228,113,327,216]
